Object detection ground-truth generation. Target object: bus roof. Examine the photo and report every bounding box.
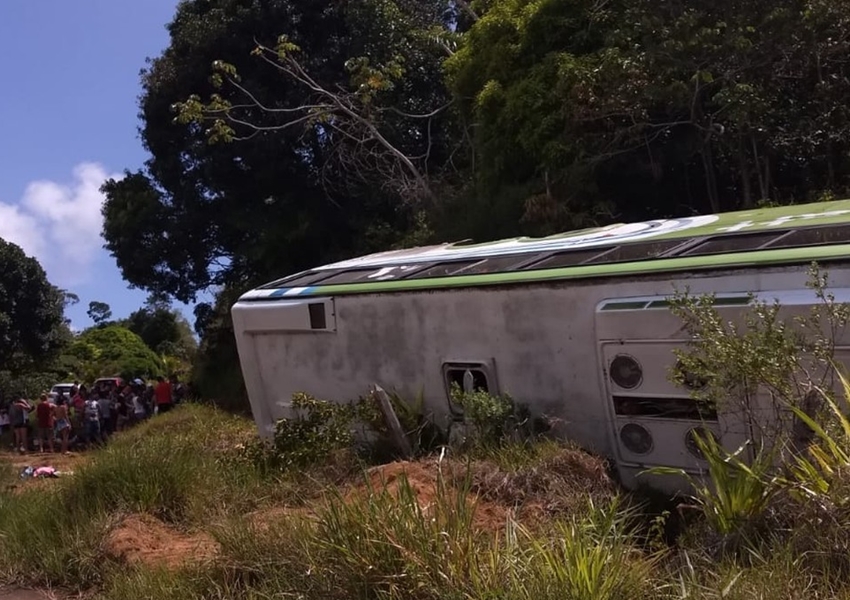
[238,199,850,300]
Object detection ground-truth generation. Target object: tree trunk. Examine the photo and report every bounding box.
[752,135,768,202]
[739,135,753,208]
[701,144,720,213]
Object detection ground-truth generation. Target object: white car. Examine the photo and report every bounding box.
[48,383,76,401]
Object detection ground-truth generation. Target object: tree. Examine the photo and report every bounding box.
[447,0,850,226]
[87,301,113,326]
[0,238,66,372]
[101,0,457,305]
[123,293,197,359]
[71,326,163,382]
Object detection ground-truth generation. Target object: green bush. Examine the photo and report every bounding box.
[73,325,163,381]
[245,393,360,474]
[449,382,534,449]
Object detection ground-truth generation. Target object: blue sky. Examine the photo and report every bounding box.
[0,1,209,330]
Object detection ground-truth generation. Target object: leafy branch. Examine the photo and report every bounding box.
[173,35,454,204]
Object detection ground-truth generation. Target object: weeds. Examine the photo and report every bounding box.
[0,488,109,587]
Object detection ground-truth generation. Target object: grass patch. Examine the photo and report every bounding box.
[60,404,265,525]
[5,402,850,599]
[0,487,109,587]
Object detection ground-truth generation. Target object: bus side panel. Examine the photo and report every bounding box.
[232,263,850,478]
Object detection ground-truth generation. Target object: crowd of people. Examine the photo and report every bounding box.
[0,375,185,455]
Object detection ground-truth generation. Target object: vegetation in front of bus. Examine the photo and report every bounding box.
[5,266,850,598]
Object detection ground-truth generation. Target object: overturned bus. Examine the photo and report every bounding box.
[231,199,850,492]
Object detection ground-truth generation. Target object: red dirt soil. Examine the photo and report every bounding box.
[104,514,218,569]
[349,460,513,532]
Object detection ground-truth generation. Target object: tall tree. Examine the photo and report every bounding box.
[101,0,458,305]
[0,238,66,373]
[123,294,197,359]
[87,301,113,326]
[448,0,850,225]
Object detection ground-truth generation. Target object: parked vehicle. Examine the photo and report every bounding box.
[231,199,850,493]
[93,377,125,392]
[48,383,76,401]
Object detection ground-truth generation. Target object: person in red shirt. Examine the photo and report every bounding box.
[154,376,173,414]
[35,393,54,453]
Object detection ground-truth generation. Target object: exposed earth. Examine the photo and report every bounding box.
[0,442,614,599]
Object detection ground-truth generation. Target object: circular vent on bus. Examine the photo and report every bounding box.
[675,359,708,390]
[619,423,653,455]
[685,427,720,460]
[610,354,643,389]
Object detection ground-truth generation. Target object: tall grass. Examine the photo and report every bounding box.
[469,498,661,600]
[203,466,659,600]
[61,404,265,524]
[0,404,265,589]
[0,488,109,587]
[7,400,850,599]
[649,432,782,556]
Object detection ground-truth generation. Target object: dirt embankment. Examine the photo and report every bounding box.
[104,514,219,569]
[3,447,613,572]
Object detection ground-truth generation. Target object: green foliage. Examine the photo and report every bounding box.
[249,393,360,473]
[450,381,532,448]
[311,472,480,597]
[658,266,850,559]
[650,434,782,549]
[189,285,248,409]
[0,370,56,402]
[0,237,66,373]
[480,498,660,600]
[668,262,850,442]
[449,0,850,223]
[786,365,850,503]
[0,404,262,589]
[63,406,261,524]
[208,470,656,600]
[0,489,109,587]
[354,387,447,458]
[123,294,197,359]
[87,300,113,325]
[73,325,163,381]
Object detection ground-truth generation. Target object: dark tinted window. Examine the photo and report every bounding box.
[523,247,615,270]
[406,261,481,279]
[682,231,787,256]
[260,270,338,289]
[586,239,689,264]
[455,254,541,275]
[613,396,718,421]
[766,224,850,248]
[315,269,391,285]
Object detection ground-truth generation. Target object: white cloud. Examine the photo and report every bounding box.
[0,162,122,287]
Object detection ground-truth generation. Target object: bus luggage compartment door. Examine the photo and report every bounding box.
[600,341,752,474]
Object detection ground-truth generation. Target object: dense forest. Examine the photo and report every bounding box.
[94,0,850,407]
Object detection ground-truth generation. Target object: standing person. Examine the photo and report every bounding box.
[84,395,102,448]
[97,393,113,438]
[35,394,55,453]
[154,376,173,414]
[9,396,32,454]
[53,396,72,455]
